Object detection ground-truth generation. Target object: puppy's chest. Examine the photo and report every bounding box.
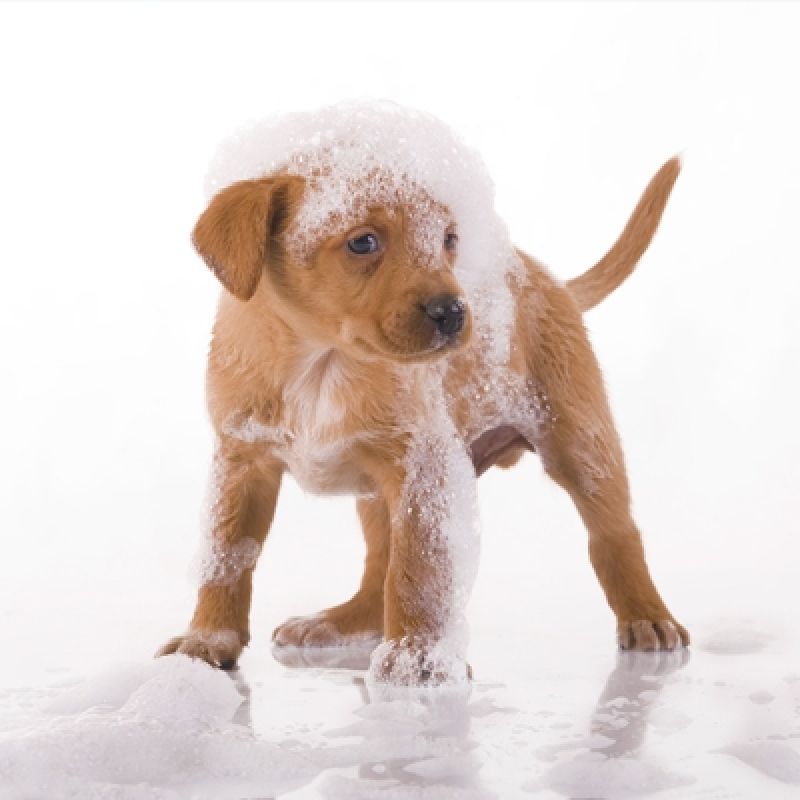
[226,412,374,495]
[232,351,377,495]
[280,428,374,496]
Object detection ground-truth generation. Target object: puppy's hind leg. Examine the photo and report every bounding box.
[530,297,688,650]
[272,495,387,647]
[543,414,688,649]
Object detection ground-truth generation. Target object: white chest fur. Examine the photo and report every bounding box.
[279,430,374,495]
[224,348,375,496]
[283,347,349,435]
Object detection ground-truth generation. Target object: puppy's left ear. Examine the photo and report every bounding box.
[192,176,300,301]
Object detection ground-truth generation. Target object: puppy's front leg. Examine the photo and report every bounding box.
[157,440,282,669]
[368,435,478,687]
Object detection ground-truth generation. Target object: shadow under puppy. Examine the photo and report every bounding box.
[157,104,688,686]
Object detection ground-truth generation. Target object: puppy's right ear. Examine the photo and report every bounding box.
[192,177,298,301]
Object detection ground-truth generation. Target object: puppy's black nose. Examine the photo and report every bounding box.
[424,294,466,335]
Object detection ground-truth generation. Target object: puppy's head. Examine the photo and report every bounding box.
[193,173,472,362]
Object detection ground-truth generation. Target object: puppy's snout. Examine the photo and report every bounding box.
[424,294,466,336]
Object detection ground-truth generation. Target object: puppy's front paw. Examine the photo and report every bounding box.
[367,636,470,688]
[155,629,243,670]
[618,619,689,651]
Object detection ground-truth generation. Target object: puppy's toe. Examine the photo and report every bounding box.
[273,615,326,646]
[155,635,185,657]
[155,630,243,669]
[272,613,381,647]
[618,619,689,651]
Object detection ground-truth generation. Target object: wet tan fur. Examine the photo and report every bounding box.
[157,158,688,676]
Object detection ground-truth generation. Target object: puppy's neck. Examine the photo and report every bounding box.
[283,345,352,435]
[214,287,401,441]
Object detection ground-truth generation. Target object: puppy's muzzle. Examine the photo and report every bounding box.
[424,295,466,336]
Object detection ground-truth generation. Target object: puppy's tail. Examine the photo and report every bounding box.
[567,156,681,312]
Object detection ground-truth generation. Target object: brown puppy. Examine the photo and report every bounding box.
[157,106,688,685]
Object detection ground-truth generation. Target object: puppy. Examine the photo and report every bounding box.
[157,104,688,685]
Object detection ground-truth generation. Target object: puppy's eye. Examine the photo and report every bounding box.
[444,232,459,252]
[347,233,381,255]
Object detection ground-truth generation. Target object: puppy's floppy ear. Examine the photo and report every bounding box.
[192,176,299,301]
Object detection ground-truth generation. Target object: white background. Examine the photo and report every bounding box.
[1,3,799,799]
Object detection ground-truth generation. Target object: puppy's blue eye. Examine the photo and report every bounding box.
[444,232,458,252]
[347,233,380,255]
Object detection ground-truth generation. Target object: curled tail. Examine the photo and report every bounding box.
[568,156,681,312]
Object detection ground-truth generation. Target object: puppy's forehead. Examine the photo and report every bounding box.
[204,102,497,259]
[287,168,453,268]
[280,158,456,267]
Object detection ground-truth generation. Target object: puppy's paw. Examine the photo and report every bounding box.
[155,629,243,670]
[618,619,690,651]
[367,636,471,688]
[272,607,382,647]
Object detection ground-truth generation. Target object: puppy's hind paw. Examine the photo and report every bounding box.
[155,629,243,670]
[618,619,690,651]
[272,609,382,647]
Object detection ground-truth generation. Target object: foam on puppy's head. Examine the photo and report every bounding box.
[205,101,510,276]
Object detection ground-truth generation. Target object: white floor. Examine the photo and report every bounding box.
[2,466,798,799]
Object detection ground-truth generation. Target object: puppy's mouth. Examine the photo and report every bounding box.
[427,330,464,354]
[338,300,471,364]
[357,328,466,363]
